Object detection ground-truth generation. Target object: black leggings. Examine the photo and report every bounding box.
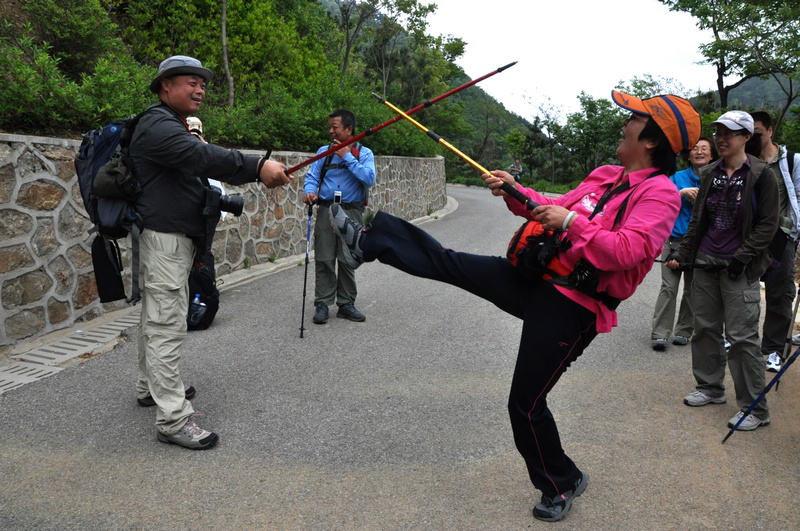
[363,212,598,497]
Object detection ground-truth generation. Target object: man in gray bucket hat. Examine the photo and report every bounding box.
[149,55,213,93]
[128,55,291,450]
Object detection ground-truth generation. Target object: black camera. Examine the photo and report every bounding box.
[202,185,244,218]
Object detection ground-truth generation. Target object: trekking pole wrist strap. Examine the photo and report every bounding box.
[256,157,267,182]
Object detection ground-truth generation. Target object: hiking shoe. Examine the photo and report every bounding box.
[672,336,689,346]
[337,303,366,322]
[684,390,726,407]
[728,411,770,431]
[329,203,365,268]
[313,304,329,324]
[792,333,800,346]
[652,338,668,351]
[157,419,219,450]
[533,471,589,522]
[766,352,782,372]
[137,385,195,407]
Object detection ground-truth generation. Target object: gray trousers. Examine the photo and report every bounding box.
[651,240,694,340]
[691,251,768,418]
[761,239,798,355]
[136,230,195,434]
[313,204,362,307]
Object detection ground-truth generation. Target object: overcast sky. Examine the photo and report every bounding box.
[425,0,718,122]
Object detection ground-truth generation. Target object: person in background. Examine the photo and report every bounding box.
[186,116,224,268]
[328,90,700,522]
[749,111,800,373]
[668,110,779,432]
[651,137,717,351]
[508,158,523,182]
[303,109,376,325]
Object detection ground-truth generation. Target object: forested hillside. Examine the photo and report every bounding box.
[0,0,530,177]
[3,1,800,186]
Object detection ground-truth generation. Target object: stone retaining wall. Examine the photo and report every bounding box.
[0,133,445,348]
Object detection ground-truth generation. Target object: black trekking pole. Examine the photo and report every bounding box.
[654,259,726,272]
[299,203,313,338]
[775,284,800,391]
[283,61,517,176]
[371,93,538,212]
[722,344,800,443]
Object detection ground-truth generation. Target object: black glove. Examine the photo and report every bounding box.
[665,251,686,268]
[727,257,745,279]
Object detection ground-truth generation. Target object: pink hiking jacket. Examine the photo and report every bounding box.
[504,165,680,333]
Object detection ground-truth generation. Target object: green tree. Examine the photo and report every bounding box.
[21,0,119,81]
[659,0,800,130]
[559,92,624,179]
[325,0,436,89]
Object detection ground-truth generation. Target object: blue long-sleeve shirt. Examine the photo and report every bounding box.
[303,144,376,203]
[669,166,701,238]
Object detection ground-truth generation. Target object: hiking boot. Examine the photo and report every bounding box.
[157,419,219,450]
[728,411,770,431]
[672,336,689,346]
[337,303,366,322]
[792,333,800,346]
[532,471,589,522]
[766,352,782,372]
[329,203,365,268]
[684,390,726,407]
[652,338,668,351]
[313,304,329,324]
[137,385,196,407]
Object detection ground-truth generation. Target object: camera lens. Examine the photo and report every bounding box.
[219,194,244,216]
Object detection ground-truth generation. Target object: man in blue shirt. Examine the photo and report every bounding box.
[303,109,376,324]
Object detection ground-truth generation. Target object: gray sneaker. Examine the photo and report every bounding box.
[652,338,668,351]
[684,390,726,407]
[337,302,366,322]
[728,411,770,431]
[329,204,365,268]
[672,336,689,346]
[157,419,219,450]
[766,352,782,372]
[313,304,329,324]
[137,384,195,407]
[533,471,589,522]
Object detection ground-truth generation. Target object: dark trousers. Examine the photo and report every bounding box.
[761,240,798,355]
[364,212,598,498]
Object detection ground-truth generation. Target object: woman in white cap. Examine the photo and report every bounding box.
[667,110,779,432]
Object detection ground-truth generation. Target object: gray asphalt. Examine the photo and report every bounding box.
[2,185,800,530]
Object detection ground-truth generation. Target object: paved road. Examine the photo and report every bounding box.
[2,185,800,530]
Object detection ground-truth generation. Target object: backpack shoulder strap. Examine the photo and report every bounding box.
[316,148,335,195]
[788,150,795,176]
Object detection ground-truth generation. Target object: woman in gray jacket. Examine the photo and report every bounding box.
[667,110,779,432]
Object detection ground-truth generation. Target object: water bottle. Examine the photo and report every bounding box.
[188,293,207,326]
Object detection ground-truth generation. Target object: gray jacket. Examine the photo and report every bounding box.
[129,103,260,237]
[677,155,779,282]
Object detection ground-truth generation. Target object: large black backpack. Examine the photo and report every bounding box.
[74,113,145,304]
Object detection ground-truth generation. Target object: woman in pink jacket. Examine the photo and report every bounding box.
[329,91,700,522]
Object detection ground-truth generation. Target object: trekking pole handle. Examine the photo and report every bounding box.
[500,182,538,211]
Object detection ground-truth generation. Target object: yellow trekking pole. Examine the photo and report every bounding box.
[371,93,536,211]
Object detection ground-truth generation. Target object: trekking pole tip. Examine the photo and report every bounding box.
[498,61,518,72]
[721,431,733,444]
[371,92,386,103]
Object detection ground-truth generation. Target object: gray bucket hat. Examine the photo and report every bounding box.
[150,55,213,93]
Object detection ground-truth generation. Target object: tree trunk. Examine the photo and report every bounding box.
[221,0,235,108]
